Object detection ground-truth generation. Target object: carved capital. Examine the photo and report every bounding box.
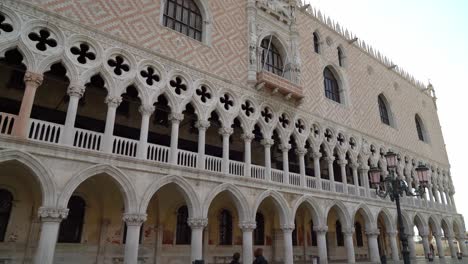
[313,225,328,233]
[239,221,257,231]
[387,230,398,236]
[241,133,255,142]
[139,105,155,116]
[105,96,122,107]
[281,224,295,232]
[123,213,147,226]
[260,138,274,147]
[279,144,291,152]
[38,207,69,222]
[218,127,234,136]
[24,71,43,87]
[337,160,348,166]
[325,156,335,163]
[187,218,208,229]
[312,151,322,159]
[366,229,380,237]
[195,120,211,130]
[295,147,307,156]
[343,228,355,236]
[67,85,85,98]
[169,112,184,122]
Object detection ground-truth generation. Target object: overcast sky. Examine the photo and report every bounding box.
[302,0,468,225]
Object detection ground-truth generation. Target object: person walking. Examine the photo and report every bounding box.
[230,252,241,264]
[253,248,268,264]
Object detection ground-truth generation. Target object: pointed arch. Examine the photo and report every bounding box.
[139,174,201,218]
[80,67,115,95]
[378,93,393,126]
[415,114,428,142]
[58,164,138,212]
[376,208,395,232]
[37,55,79,84]
[202,183,251,223]
[0,149,57,207]
[353,203,375,230]
[324,201,351,228]
[291,195,324,227]
[252,190,291,226]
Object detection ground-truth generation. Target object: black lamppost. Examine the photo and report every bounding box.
[368,151,429,264]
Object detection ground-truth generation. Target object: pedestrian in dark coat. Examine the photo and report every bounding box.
[230,252,240,264]
[253,248,268,264]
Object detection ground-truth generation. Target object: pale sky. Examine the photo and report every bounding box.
[303,0,468,224]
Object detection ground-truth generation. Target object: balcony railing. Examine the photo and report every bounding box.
[0,112,453,212]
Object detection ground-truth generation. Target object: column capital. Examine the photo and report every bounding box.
[38,207,69,222]
[195,120,211,130]
[366,228,380,237]
[169,112,184,122]
[337,159,348,166]
[187,218,208,229]
[281,224,295,232]
[295,147,307,156]
[67,84,85,98]
[123,213,147,226]
[359,165,370,172]
[241,132,255,142]
[349,162,359,169]
[24,71,43,87]
[239,221,257,231]
[387,230,398,236]
[343,228,355,236]
[139,105,155,116]
[313,225,328,233]
[456,233,465,240]
[312,151,322,159]
[105,95,122,107]
[279,144,291,152]
[261,138,274,147]
[218,127,234,136]
[325,156,335,163]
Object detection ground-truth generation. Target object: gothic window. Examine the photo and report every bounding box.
[254,212,265,245]
[338,47,344,67]
[323,67,340,103]
[219,209,233,245]
[58,196,86,243]
[176,205,191,245]
[0,190,13,242]
[355,222,364,247]
[163,0,203,41]
[310,220,317,246]
[415,114,426,142]
[313,32,320,53]
[336,220,344,246]
[261,38,284,76]
[378,95,391,125]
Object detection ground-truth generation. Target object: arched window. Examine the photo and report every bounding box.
[261,38,284,76]
[378,95,391,125]
[336,220,344,246]
[355,222,363,247]
[415,115,426,141]
[163,0,203,41]
[254,212,265,245]
[310,220,317,246]
[58,196,86,243]
[0,190,13,242]
[219,209,232,245]
[313,32,320,53]
[323,67,340,103]
[337,47,344,67]
[176,205,191,244]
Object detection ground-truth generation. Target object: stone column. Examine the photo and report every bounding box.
[188,218,208,263]
[440,188,447,204]
[434,232,445,258]
[388,231,400,262]
[280,144,291,184]
[195,120,210,169]
[123,213,147,264]
[296,147,307,187]
[312,151,322,189]
[338,159,348,194]
[366,229,380,263]
[343,228,355,263]
[136,105,155,159]
[261,138,274,181]
[241,133,255,177]
[240,222,256,264]
[456,233,468,256]
[102,96,122,153]
[314,226,328,264]
[219,127,233,174]
[326,156,335,188]
[420,232,431,258]
[428,183,435,202]
[33,207,68,264]
[282,225,294,264]
[360,166,370,197]
[62,85,85,145]
[169,112,184,164]
[450,194,456,211]
[14,72,43,138]
[407,231,417,259]
[447,235,458,258]
[351,163,359,189]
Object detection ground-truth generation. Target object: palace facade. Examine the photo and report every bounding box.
[0,0,465,263]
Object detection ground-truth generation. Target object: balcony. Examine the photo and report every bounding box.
[256,71,304,100]
[0,111,454,213]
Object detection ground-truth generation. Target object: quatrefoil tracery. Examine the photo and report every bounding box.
[349,137,356,149]
[337,133,345,145]
[295,119,305,133]
[70,43,96,64]
[0,14,13,34]
[261,107,273,123]
[220,94,234,110]
[108,56,130,76]
[28,29,57,52]
[196,86,211,103]
[324,129,333,142]
[170,77,187,95]
[241,101,254,117]
[140,67,160,86]
[279,113,289,128]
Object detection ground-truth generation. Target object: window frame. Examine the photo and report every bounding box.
[323,67,341,103]
[260,38,284,77]
[378,95,391,126]
[162,0,204,42]
[313,32,320,54]
[415,114,426,142]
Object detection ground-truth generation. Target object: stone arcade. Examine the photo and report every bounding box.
[0,0,465,264]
